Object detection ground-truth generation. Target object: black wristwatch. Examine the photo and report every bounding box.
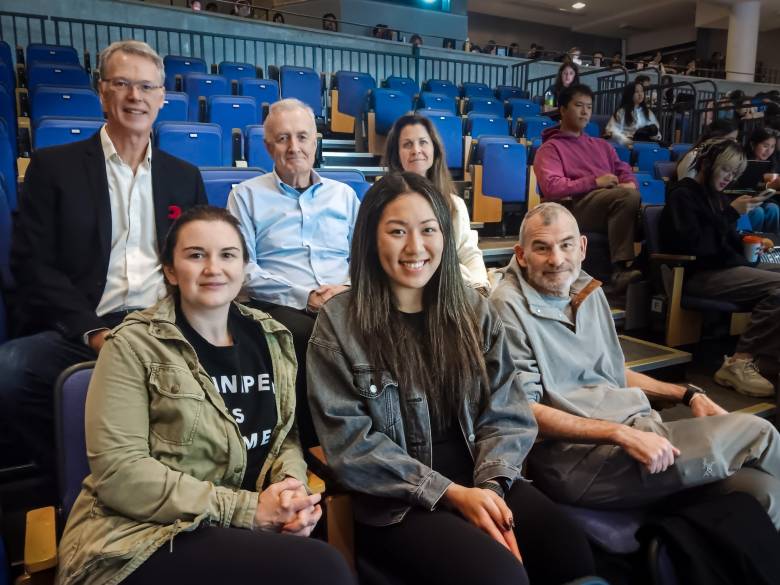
[682,383,707,406]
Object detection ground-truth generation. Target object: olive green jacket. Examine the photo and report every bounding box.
[57,297,306,585]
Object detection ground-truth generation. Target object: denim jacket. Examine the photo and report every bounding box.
[307,289,537,526]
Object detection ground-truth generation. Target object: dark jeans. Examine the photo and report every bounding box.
[250,301,318,450]
[0,330,96,471]
[356,481,596,585]
[573,187,641,264]
[123,525,356,585]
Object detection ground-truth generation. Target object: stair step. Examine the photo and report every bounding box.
[322,138,356,151]
[319,164,386,178]
[322,152,382,167]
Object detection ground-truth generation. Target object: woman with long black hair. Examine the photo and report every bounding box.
[606,80,662,145]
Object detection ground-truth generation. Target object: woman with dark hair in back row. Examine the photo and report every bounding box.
[307,172,596,585]
[605,80,661,145]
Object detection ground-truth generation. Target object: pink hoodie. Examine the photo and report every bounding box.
[533,127,636,200]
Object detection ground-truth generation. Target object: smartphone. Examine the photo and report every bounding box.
[752,188,776,202]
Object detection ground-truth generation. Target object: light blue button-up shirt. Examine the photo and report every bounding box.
[227,170,360,310]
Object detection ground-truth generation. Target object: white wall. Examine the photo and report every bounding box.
[625,25,697,57]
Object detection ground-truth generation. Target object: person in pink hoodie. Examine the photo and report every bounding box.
[533,84,641,292]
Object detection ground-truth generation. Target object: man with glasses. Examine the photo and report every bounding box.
[0,40,206,472]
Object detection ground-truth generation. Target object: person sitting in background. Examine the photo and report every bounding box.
[591,50,604,67]
[56,206,355,585]
[533,84,641,293]
[565,46,582,65]
[491,201,780,531]
[227,98,360,448]
[661,139,780,397]
[384,114,490,293]
[677,118,738,180]
[410,34,423,47]
[205,2,219,11]
[272,12,285,23]
[742,127,780,234]
[231,0,253,18]
[508,42,521,57]
[0,40,206,471]
[189,0,202,10]
[610,51,623,67]
[526,43,541,59]
[322,12,338,32]
[544,61,579,109]
[605,80,662,145]
[308,172,597,585]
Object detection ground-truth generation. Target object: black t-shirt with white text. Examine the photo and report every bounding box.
[177,305,277,491]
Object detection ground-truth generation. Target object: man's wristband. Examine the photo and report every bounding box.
[682,383,707,406]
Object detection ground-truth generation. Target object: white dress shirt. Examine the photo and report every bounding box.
[95,126,166,317]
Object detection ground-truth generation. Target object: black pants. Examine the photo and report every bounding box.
[250,301,318,449]
[123,525,356,585]
[355,481,596,585]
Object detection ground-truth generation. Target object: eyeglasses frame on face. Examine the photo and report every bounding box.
[101,77,164,94]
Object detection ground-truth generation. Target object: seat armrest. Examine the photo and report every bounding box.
[24,506,57,574]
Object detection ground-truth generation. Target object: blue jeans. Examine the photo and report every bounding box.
[0,331,95,470]
[748,202,780,234]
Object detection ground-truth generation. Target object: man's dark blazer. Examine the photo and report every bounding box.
[11,131,207,340]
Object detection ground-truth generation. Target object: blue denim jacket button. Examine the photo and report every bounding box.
[369,384,378,394]
[468,433,476,442]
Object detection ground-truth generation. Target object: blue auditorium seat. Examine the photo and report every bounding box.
[465,97,504,117]
[156,91,189,124]
[33,116,103,150]
[633,142,671,173]
[418,111,463,171]
[245,125,273,171]
[155,121,222,167]
[610,142,631,164]
[26,44,79,66]
[217,61,257,84]
[0,172,12,285]
[495,85,528,101]
[0,86,17,158]
[200,167,265,207]
[333,71,376,118]
[637,177,665,204]
[670,143,692,161]
[279,66,322,118]
[207,95,258,165]
[0,120,15,209]
[163,55,207,91]
[584,121,600,137]
[527,136,543,163]
[0,41,14,91]
[461,82,491,98]
[370,88,413,135]
[417,92,457,114]
[317,169,370,201]
[27,63,90,91]
[0,41,12,71]
[466,113,509,139]
[384,76,418,98]
[506,98,541,121]
[478,139,527,205]
[183,73,229,121]
[424,79,458,100]
[30,85,102,126]
[516,115,554,140]
[240,79,279,111]
[654,160,677,181]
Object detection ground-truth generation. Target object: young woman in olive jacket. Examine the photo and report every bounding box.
[57,206,355,585]
[307,173,596,585]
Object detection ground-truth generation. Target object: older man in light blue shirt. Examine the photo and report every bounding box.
[228,98,359,447]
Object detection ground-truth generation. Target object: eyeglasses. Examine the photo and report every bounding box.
[101,78,164,94]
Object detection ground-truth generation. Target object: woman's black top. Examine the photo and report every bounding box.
[177,304,278,491]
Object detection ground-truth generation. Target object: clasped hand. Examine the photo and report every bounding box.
[254,477,322,536]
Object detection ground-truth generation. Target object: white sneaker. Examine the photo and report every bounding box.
[714,355,776,398]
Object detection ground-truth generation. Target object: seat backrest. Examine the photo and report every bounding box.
[30,85,103,125]
[0,40,12,72]
[670,143,693,162]
[610,142,631,164]
[638,177,665,204]
[642,204,664,255]
[207,95,258,165]
[371,89,413,135]
[217,61,257,83]
[245,124,273,170]
[55,362,95,518]
[0,58,15,93]
[384,76,418,98]
[200,167,266,207]
[467,114,509,139]
[0,172,11,284]
[461,82,491,98]
[317,169,370,200]
[280,66,322,117]
[156,91,189,124]
[495,85,528,101]
[27,44,79,67]
[418,92,457,115]
[163,55,208,91]
[654,160,677,181]
[155,121,223,167]
[27,63,90,92]
[33,116,103,150]
[183,74,229,121]
[425,79,458,99]
[590,114,612,135]
[482,142,527,204]
[0,120,15,210]
[333,71,376,118]
[633,142,671,172]
[474,135,516,163]
[466,97,504,117]
[418,112,463,170]
[0,87,17,170]
[519,115,554,139]
[584,121,600,138]
[239,79,279,109]
[507,98,541,119]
